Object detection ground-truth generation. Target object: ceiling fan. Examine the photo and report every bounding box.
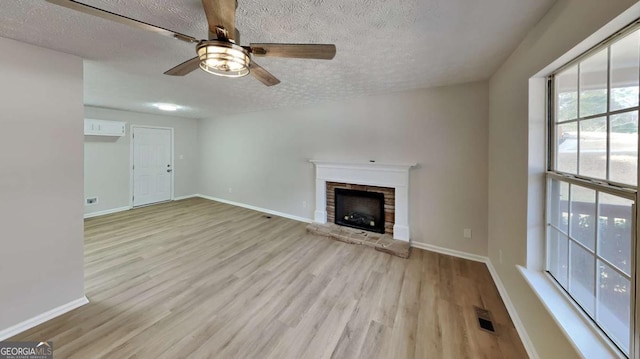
[45,0,337,86]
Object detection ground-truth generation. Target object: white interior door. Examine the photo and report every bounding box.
[132,127,173,207]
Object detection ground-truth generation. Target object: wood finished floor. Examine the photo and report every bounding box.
[12,198,527,358]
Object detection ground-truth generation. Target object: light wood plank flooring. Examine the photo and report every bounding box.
[12,198,527,358]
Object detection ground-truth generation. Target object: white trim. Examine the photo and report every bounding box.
[0,296,89,341]
[409,241,539,359]
[518,266,625,359]
[84,206,130,219]
[488,264,541,359]
[410,241,488,263]
[196,194,313,223]
[129,126,133,207]
[314,210,327,223]
[393,225,411,241]
[173,194,199,201]
[309,160,416,172]
[130,125,175,208]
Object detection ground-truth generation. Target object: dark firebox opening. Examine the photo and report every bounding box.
[334,188,385,234]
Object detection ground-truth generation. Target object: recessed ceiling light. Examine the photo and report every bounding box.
[155,103,179,111]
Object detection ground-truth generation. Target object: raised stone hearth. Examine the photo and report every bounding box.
[306,223,411,258]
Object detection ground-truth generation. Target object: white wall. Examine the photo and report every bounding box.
[0,37,85,331]
[488,0,638,358]
[84,107,199,215]
[199,82,489,255]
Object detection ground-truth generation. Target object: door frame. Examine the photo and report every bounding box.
[129,125,175,208]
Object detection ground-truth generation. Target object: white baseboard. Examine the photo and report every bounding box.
[84,206,130,219]
[486,262,539,359]
[173,194,199,201]
[0,296,89,341]
[409,241,538,359]
[196,194,313,224]
[84,195,199,218]
[410,241,488,263]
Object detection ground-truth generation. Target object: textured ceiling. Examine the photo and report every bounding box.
[0,0,555,119]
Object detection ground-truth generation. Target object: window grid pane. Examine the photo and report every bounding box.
[579,48,608,118]
[546,179,633,357]
[597,260,631,353]
[579,117,607,179]
[598,192,633,276]
[557,66,579,122]
[556,122,578,174]
[548,226,569,287]
[609,111,638,186]
[569,185,596,251]
[569,240,596,316]
[610,29,640,112]
[548,179,570,233]
[552,45,639,188]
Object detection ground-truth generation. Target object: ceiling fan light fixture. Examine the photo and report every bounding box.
[197,41,250,78]
[46,0,336,86]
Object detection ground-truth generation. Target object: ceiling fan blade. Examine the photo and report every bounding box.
[45,0,198,44]
[249,62,280,86]
[164,57,201,76]
[201,0,236,41]
[249,44,336,60]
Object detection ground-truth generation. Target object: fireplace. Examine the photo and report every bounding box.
[335,188,385,233]
[311,160,416,242]
[327,182,395,234]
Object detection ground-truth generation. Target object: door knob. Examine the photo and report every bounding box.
[167,169,173,173]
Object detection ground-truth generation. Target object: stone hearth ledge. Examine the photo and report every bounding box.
[307,223,411,258]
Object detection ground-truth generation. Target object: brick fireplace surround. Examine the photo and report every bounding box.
[310,160,416,242]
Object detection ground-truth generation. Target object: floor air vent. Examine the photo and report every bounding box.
[474,306,496,334]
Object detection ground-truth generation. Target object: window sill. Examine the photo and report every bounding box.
[517,266,625,359]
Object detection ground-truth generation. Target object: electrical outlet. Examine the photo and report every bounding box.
[228,187,232,193]
[302,201,307,209]
[463,228,472,239]
[85,197,98,205]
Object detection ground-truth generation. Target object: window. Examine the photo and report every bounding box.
[547,24,640,357]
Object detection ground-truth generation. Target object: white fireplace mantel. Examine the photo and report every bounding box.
[310,160,417,242]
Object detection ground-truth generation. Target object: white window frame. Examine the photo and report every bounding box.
[546,21,640,358]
